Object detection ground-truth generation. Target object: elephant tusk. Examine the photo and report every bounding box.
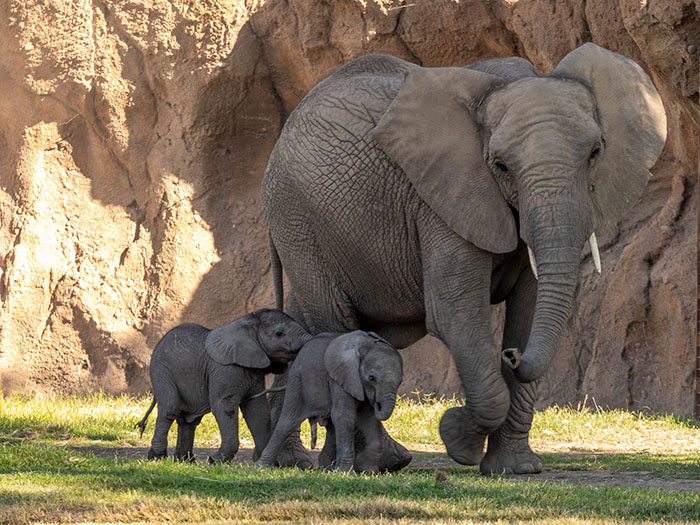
[527,245,538,280]
[589,232,601,274]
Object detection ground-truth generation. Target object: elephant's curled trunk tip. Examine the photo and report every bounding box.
[503,347,544,383]
[512,353,545,383]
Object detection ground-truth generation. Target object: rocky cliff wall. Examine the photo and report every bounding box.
[0,0,697,415]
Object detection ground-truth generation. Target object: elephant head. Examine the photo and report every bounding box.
[373,43,666,383]
[324,331,404,420]
[205,309,312,368]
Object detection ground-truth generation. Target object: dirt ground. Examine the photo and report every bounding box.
[71,445,700,493]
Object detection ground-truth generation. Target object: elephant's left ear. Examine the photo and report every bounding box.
[205,315,272,368]
[552,43,667,234]
[372,66,517,254]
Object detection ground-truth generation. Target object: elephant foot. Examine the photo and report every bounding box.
[255,457,274,468]
[377,433,412,473]
[439,406,488,465]
[207,451,235,464]
[275,434,314,469]
[354,449,381,473]
[147,448,167,461]
[318,446,335,470]
[480,436,542,475]
[334,460,355,473]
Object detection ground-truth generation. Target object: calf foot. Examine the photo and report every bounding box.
[147,448,167,461]
[318,442,335,470]
[275,433,313,469]
[207,451,235,464]
[439,406,489,465]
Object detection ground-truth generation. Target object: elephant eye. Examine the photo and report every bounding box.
[368,374,377,383]
[275,330,285,338]
[589,142,603,165]
[494,160,509,173]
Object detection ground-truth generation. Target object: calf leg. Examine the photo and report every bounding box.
[148,411,173,460]
[174,416,201,462]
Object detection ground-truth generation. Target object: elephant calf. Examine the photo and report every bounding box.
[256,331,404,472]
[136,309,311,463]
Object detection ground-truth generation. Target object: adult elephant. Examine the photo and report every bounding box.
[261,43,666,475]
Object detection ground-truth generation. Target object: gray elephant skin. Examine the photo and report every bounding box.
[136,309,311,463]
[261,43,666,475]
[257,331,404,472]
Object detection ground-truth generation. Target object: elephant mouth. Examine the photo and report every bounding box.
[282,346,301,359]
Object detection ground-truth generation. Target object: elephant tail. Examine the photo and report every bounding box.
[269,232,284,310]
[135,397,156,438]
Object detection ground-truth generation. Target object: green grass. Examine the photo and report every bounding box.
[1,393,700,524]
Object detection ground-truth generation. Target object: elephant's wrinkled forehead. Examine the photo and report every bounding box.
[484,77,598,130]
[483,77,600,160]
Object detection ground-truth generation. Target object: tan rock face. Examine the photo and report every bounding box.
[0,0,697,415]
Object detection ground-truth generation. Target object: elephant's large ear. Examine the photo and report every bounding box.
[205,315,271,368]
[552,43,667,234]
[324,332,364,401]
[372,66,517,253]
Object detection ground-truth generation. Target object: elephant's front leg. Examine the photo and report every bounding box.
[256,374,309,468]
[330,385,359,472]
[353,404,384,473]
[209,397,240,463]
[481,269,542,475]
[422,235,511,465]
[240,391,272,462]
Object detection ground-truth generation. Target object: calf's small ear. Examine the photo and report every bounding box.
[205,315,271,368]
[324,333,365,401]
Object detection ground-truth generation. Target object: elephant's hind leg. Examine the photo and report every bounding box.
[174,415,201,462]
[148,411,173,460]
[318,423,336,469]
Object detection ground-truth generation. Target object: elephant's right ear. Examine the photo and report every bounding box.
[552,43,667,235]
[372,66,517,254]
[324,333,364,401]
[205,315,271,369]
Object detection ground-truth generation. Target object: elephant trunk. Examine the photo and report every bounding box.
[291,324,313,349]
[375,392,397,421]
[515,196,590,383]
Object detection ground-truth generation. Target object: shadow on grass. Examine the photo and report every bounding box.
[542,453,700,479]
[2,442,700,523]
